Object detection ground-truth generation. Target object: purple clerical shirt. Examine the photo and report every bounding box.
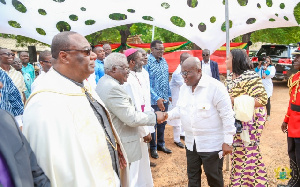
[0,152,13,187]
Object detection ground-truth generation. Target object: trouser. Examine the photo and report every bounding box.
[150,103,168,150]
[186,142,224,187]
[266,97,271,116]
[287,136,300,187]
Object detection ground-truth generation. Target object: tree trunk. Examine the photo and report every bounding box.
[242,32,253,50]
[120,24,133,52]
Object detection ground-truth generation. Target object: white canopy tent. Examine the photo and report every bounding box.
[0,0,299,52]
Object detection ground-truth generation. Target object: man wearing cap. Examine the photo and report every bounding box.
[281,49,300,186]
[123,48,154,186]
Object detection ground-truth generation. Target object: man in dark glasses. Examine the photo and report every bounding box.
[0,48,26,103]
[23,31,129,186]
[201,49,220,81]
[31,50,52,92]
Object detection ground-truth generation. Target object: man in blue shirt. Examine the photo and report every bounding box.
[145,40,172,159]
[20,52,35,81]
[93,46,106,84]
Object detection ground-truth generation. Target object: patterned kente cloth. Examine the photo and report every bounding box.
[225,70,269,187]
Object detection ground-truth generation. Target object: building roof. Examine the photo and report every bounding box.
[0,37,50,52]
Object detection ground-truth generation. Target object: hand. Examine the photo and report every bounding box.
[258,61,262,68]
[169,97,172,102]
[281,122,288,133]
[143,133,152,143]
[157,98,166,111]
[222,143,233,156]
[155,111,168,124]
[117,144,127,169]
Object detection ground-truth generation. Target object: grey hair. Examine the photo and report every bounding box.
[195,57,201,69]
[136,48,146,54]
[103,43,111,49]
[104,53,127,71]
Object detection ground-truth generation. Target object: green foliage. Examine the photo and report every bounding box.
[251,27,300,44]
[56,21,71,32]
[221,20,232,32]
[109,13,127,21]
[161,2,170,9]
[36,28,46,35]
[294,2,300,24]
[142,16,154,21]
[38,9,47,15]
[188,0,198,8]
[170,16,186,27]
[69,15,78,21]
[85,20,95,25]
[210,16,216,23]
[8,21,21,28]
[237,0,247,6]
[266,0,272,7]
[12,0,26,13]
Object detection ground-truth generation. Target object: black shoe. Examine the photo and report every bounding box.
[150,149,159,159]
[150,162,157,167]
[180,136,185,141]
[174,142,185,148]
[157,146,172,154]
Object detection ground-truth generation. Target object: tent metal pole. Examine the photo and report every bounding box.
[151,25,155,41]
[225,0,230,172]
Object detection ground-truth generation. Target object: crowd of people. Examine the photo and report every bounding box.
[0,30,299,187]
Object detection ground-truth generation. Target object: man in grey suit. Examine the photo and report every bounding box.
[96,52,167,165]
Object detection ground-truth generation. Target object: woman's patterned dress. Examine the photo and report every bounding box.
[225,70,269,187]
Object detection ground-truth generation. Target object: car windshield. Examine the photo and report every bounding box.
[256,45,289,58]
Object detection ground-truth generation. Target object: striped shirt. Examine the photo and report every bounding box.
[145,54,171,105]
[0,66,26,101]
[0,69,24,116]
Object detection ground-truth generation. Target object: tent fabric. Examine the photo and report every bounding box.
[0,0,299,52]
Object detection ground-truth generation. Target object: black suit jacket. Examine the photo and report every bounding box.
[201,60,220,81]
[0,109,50,187]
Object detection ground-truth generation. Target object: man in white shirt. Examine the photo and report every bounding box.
[201,49,220,80]
[169,52,191,148]
[167,57,235,186]
[31,50,52,92]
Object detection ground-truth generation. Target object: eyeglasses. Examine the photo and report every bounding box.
[115,65,130,71]
[153,47,164,52]
[42,60,51,64]
[0,52,15,57]
[61,48,92,56]
[180,71,193,77]
[202,54,209,57]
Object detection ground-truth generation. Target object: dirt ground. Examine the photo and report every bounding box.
[151,80,291,187]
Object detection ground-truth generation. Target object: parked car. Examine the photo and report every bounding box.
[251,44,298,81]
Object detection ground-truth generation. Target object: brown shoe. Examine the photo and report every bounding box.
[150,162,157,167]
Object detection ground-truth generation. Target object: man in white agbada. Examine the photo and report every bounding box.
[169,52,191,149]
[123,48,154,187]
[23,31,129,187]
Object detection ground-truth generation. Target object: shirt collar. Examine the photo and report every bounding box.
[0,66,14,73]
[196,74,209,88]
[149,53,163,62]
[53,68,84,87]
[105,74,121,84]
[201,59,210,64]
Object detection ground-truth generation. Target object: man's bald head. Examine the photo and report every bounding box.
[181,57,202,89]
[51,31,77,59]
[182,57,201,69]
[180,52,192,64]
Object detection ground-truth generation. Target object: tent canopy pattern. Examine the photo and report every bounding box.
[0,0,299,52]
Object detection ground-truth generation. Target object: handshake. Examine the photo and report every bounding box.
[155,111,168,124]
